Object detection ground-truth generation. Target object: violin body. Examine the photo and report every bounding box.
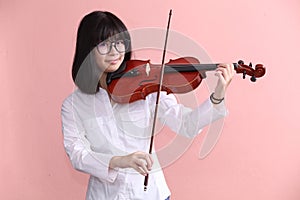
[107,57,266,103]
[107,57,204,103]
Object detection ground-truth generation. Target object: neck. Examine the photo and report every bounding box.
[99,73,116,105]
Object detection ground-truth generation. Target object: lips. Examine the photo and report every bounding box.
[106,57,120,64]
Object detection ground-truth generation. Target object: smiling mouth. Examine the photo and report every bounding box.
[107,58,120,64]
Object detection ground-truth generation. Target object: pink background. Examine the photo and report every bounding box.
[1,0,300,199]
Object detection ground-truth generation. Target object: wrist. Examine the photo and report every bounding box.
[210,92,224,104]
[214,83,226,97]
[109,156,121,169]
[213,89,225,99]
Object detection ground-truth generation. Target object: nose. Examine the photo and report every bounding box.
[108,43,118,55]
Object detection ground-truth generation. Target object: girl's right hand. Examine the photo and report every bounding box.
[109,151,153,176]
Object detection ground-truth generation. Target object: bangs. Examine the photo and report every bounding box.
[96,14,130,44]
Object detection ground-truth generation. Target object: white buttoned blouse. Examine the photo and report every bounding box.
[61,88,227,200]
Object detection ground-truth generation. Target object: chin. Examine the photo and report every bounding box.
[106,64,121,72]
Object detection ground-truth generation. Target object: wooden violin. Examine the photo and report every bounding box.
[106,57,266,103]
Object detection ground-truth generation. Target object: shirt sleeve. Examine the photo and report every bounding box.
[61,97,118,183]
[157,92,228,138]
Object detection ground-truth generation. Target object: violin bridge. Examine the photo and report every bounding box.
[145,63,150,76]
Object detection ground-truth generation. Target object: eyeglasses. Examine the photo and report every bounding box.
[96,39,129,55]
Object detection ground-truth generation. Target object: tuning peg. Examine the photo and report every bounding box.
[243,70,246,79]
[238,60,244,65]
[249,62,253,68]
[250,76,257,82]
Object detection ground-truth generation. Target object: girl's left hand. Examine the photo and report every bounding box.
[213,63,235,99]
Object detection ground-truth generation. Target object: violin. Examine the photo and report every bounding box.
[107,57,266,103]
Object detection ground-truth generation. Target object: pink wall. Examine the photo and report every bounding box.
[1,0,300,199]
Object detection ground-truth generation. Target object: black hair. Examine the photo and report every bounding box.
[72,11,132,94]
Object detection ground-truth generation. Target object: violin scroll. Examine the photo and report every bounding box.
[235,60,266,82]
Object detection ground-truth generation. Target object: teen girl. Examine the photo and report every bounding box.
[61,10,235,200]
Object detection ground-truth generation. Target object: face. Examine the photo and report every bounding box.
[94,39,126,73]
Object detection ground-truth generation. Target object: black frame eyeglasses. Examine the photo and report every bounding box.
[96,39,129,55]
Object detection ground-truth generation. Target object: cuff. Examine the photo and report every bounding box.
[107,167,119,183]
[210,99,228,118]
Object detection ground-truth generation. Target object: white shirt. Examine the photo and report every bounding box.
[61,88,227,200]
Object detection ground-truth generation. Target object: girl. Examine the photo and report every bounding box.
[61,11,234,200]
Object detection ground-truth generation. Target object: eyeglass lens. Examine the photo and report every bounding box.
[97,40,128,54]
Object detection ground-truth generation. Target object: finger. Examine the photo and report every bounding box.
[225,63,234,78]
[136,159,149,175]
[215,70,225,83]
[217,63,230,69]
[133,163,147,176]
[215,68,228,83]
[144,154,153,170]
[225,63,235,81]
[217,64,233,82]
[218,63,232,72]
[230,63,235,75]
[228,63,235,77]
[134,152,153,171]
[135,152,153,172]
[217,63,230,72]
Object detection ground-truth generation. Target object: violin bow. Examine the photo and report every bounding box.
[144,9,172,191]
